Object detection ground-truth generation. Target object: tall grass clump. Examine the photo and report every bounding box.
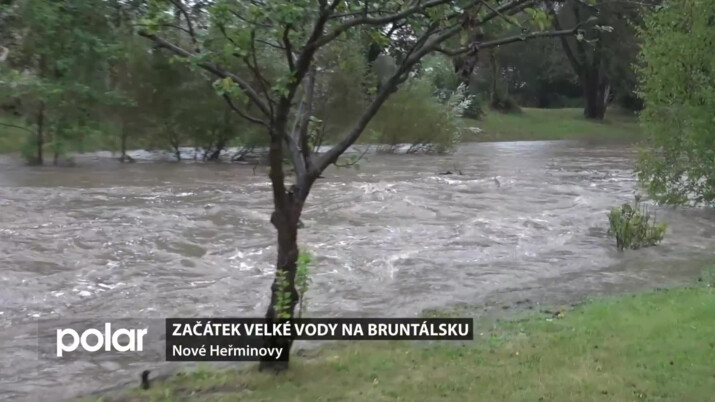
[607,197,667,251]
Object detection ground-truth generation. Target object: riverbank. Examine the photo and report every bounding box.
[101,268,714,402]
[1,108,642,157]
[0,115,118,157]
[464,107,643,142]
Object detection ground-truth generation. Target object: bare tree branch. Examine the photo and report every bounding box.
[248,29,276,112]
[478,27,586,49]
[256,39,286,50]
[311,0,454,50]
[284,131,306,180]
[315,21,464,175]
[222,94,269,127]
[132,22,193,36]
[549,2,583,75]
[333,145,371,168]
[229,9,273,29]
[480,0,536,24]
[438,15,590,56]
[168,0,199,51]
[570,1,592,68]
[481,0,522,27]
[0,122,33,133]
[314,77,395,175]
[138,30,272,118]
[282,25,295,71]
[297,65,316,171]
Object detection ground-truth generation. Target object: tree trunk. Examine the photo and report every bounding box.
[119,122,134,163]
[489,49,499,107]
[258,105,308,371]
[602,84,611,110]
[582,75,607,120]
[35,101,44,165]
[207,148,222,161]
[207,138,226,161]
[583,26,607,120]
[208,111,231,161]
[171,140,181,161]
[260,195,303,372]
[53,124,60,166]
[121,123,128,160]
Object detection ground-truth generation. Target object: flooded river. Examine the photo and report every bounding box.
[1,141,714,400]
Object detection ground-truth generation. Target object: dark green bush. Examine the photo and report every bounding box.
[368,78,466,154]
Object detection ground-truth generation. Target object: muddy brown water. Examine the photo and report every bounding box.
[1,141,714,401]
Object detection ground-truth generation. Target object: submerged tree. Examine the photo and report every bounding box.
[138,0,591,369]
[636,0,715,206]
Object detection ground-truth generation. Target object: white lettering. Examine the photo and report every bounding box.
[55,324,148,357]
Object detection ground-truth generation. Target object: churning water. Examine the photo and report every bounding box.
[1,141,714,400]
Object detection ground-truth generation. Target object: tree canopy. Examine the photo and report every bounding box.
[637,0,715,206]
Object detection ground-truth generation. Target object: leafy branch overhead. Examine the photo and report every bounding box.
[138,0,595,194]
[134,0,601,370]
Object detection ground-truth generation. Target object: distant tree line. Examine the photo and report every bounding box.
[0,0,660,166]
[467,0,656,117]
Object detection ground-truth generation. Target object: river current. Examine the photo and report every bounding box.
[1,141,714,400]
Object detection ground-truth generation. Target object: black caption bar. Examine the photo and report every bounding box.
[166,318,473,361]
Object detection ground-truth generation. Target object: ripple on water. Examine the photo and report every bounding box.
[1,141,715,400]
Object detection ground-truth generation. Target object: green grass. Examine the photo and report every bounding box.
[101,273,715,402]
[463,107,643,142]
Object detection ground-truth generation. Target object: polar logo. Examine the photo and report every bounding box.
[56,323,148,357]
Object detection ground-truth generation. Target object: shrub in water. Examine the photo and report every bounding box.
[607,198,667,251]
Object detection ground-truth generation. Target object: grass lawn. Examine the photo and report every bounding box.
[104,273,715,402]
[464,107,643,142]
